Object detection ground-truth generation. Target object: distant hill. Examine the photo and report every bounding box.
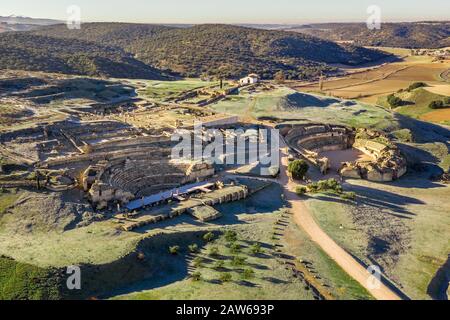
[288,22,450,49]
[28,23,390,79]
[0,15,61,33]
[0,15,62,26]
[0,32,169,79]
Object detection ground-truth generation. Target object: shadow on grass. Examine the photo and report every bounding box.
[92,231,210,300]
[427,255,450,300]
[314,183,427,219]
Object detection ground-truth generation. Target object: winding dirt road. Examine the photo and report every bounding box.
[278,142,402,300]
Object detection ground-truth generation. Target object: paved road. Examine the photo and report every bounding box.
[278,141,402,300]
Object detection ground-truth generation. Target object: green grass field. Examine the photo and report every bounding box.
[211,85,400,131]
[139,79,229,102]
[378,88,447,115]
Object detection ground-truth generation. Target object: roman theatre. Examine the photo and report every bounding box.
[280,123,407,182]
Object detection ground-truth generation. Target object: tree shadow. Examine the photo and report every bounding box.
[262,277,289,285]
[69,231,208,299]
[427,255,450,300]
[394,114,450,145]
[315,182,425,218]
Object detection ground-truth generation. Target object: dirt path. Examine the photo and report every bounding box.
[278,142,403,300]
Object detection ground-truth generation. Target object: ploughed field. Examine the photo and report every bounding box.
[290,52,449,104]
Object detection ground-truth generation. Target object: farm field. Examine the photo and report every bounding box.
[289,51,450,104]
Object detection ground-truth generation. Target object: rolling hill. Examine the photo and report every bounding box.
[0,23,390,80]
[288,22,450,49]
[30,23,390,79]
[0,32,169,79]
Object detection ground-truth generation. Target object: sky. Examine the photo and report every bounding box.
[1,0,449,24]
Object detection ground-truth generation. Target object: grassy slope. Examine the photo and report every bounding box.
[212,85,400,131]
[0,189,21,215]
[139,79,218,103]
[0,256,62,300]
[377,88,449,122]
[114,184,371,300]
[305,179,450,300]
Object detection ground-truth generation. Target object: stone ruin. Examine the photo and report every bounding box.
[81,159,214,210]
[281,123,407,182]
[0,119,215,210]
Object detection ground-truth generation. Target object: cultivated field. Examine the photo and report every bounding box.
[289,51,449,104]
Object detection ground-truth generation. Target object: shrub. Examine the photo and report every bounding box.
[295,186,308,196]
[241,268,255,280]
[230,243,241,254]
[274,70,286,83]
[307,182,319,193]
[191,272,202,281]
[288,160,309,180]
[219,273,233,283]
[429,100,445,109]
[407,82,427,91]
[387,94,403,108]
[188,244,199,253]
[444,97,450,105]
[203,232,215,242]
[311,178,343,194]
[224,230,238,243]
[231,256,247,266]
[391,129,413,143]
[340,192,357,201]
[169,246,180,255]
[249,243,263,255]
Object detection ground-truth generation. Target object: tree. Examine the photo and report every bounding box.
[203,232,215,242]
[295,186,308,196]
[224,230,238,243]
[231,256,247,266]
[407,82,427,91]
[241,268,255,280]
[288,160,309,180]
[191,272,202,281]
[220,273,233,283]
[188,244,199,253]
[169,246,180,255]
[274,70,286,83]
[230,243,241,254]
[387,94,403,108]
[429,100,445,109]
[249,243,263,255]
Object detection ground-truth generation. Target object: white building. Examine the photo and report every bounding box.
[239,74,259,86]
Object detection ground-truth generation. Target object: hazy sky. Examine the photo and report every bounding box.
[1,0,449,24]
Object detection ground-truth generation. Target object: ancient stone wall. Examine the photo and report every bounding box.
[282,124,407,182]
